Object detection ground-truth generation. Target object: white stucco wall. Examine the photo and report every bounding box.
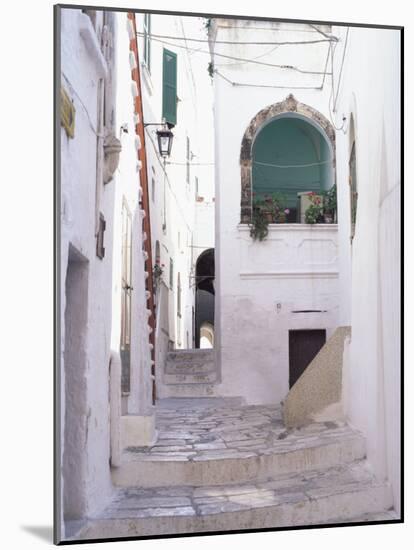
[111,12,154,421]
[60,7,115,528]
[333,25,401,514]
[136,12,214,365]
[210,20,340,404]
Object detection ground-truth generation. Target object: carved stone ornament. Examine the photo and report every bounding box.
[103,134,122,184]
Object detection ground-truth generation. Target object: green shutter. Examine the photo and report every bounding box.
[162,49,177,126]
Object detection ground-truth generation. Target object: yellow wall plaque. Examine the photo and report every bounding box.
[60,86,76,138]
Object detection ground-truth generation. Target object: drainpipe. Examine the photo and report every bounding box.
[109,351,121,468]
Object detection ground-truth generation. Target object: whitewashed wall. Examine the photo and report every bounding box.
[333,25,401,514]
[136,12,214,371]
[60,7,114,531]
[210,19,339,404]
[111,12,155,430]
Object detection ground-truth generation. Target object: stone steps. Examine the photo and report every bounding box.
[164,372,218,385]
[165,349,216,375]
[112,424,366,488]
[159,382,220,398]
[163,349,220,398]
[77,460,394,540]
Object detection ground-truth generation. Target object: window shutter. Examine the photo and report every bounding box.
[162,49,177,126]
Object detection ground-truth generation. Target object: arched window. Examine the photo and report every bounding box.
[252,115,334,222]
[240,94,336,223]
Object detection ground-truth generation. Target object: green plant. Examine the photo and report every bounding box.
[250,208,270,241]
[203,18,212,31]
[249,193,290,240]
[153,263,164,281]
[323,184,337,215]
[305,203,323,224]
[305,192,324,224]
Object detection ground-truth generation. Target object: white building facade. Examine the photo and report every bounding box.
[59,7,160,538]
[209,20,340,404]
[208,18,401,513]
[331,24,401,515]
[135,12,215,396]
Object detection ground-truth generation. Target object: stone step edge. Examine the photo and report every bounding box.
[163,380,219,386]
[112,434,366,488]
[75,475,392,540]
[165,366,217,373]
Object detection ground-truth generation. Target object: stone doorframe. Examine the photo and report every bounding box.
[240,94,336,223]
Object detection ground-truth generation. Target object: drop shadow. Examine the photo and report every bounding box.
[21,525,54,543]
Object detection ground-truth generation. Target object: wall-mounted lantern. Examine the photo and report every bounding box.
[156,126,174,157]
[144,120,174,158]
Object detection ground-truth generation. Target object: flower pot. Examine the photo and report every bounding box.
[324,212,334,224]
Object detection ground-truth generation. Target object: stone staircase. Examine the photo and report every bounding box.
[74,399,397,540]
[159,349,221,398]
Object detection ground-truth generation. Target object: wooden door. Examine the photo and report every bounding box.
[289,329,326,388]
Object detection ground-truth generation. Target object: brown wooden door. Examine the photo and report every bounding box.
[289,329,326,388]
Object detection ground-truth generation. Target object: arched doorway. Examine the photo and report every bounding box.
[240,94,336,223]
[195,248,214,348]
[200,322,214,349]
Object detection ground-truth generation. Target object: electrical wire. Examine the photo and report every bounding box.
[137,31,336,46]
[166,161,214,166]
[214,44,281,68]
[143,35,331,75]
[327,29,350,133]
[145,127,193,233]
[214,70,324,91]
[254,159,333,168]
[62,72,103,137]
[309,24,339,41]
[333,28,350,111]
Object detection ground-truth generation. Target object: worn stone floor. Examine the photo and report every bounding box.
[125,397,355,462]
[103,460,389,519]
[74,398,397,540]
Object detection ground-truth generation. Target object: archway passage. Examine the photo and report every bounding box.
[200,322,214,349]
[252,116,334,222]
[195,248,214,348]
[240,94,336,222]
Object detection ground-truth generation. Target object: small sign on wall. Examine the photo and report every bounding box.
[60,86,76,138]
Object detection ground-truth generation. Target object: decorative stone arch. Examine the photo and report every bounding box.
[240,94,336,222]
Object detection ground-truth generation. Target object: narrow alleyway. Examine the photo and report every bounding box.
[75,398,396,539]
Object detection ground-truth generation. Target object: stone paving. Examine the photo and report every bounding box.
[98,459,392,521]
[75,398,396,539]
[124,397,357,462]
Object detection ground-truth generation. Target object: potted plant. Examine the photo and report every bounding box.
[305,192,324,224]
[250,195,272,241]
[153,263,164,284]
[270,193,290,223]
[323,184,337,223]
[250,193,290,240]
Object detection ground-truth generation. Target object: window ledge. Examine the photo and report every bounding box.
[237,223,338,232]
